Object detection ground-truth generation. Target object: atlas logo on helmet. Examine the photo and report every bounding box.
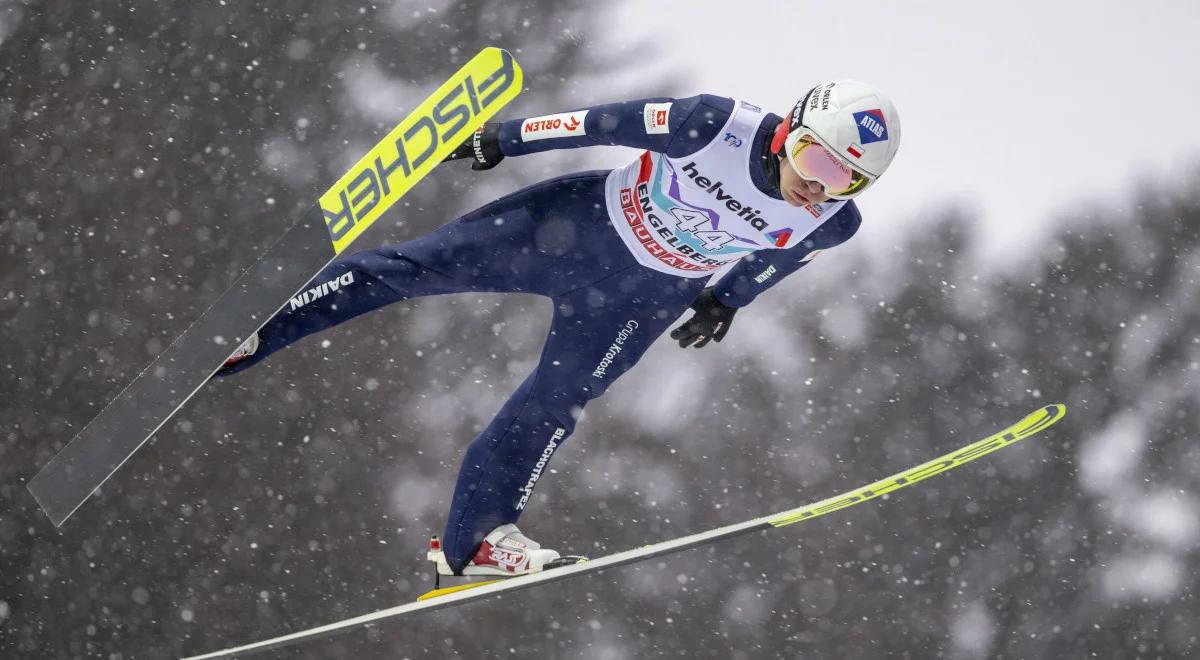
[853,109,889,144]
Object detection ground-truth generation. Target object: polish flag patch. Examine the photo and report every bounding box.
[847,144,864,159]
[643,102,672,134]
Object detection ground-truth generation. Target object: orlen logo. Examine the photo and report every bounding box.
[521,110,588,141]
[526,116,579,132]
[853,109,889,144]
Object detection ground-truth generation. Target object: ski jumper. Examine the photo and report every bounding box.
[217,94,863,572]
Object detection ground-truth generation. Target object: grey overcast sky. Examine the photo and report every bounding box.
[607,1,1200,268]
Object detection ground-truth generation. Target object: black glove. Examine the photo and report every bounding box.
[670,287,738,348]
[444,122,504,170]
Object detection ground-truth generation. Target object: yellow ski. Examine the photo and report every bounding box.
[319,46,522,253]
[28,46,523,527]
[183,404,1065,659]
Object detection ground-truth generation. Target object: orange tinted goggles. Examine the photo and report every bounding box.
[784,131,873,199]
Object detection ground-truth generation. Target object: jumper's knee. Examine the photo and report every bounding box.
[526,383,593,438]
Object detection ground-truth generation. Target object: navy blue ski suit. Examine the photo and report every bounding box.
[219,94,862,572]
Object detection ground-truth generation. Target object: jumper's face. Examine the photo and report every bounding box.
[778,154,831,206]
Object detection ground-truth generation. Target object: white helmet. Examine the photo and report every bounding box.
[770,79,901,199]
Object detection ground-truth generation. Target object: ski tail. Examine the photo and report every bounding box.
[27,47,523,527]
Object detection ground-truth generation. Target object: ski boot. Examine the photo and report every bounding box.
[426,524,586,588]
[218,332,259,372]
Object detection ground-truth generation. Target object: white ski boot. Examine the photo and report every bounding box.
[428,524,585,577]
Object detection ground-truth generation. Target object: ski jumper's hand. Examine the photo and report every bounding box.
[444,122,505,170]
[671,288,738,348]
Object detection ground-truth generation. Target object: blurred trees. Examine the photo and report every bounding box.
[1,1,1198,657]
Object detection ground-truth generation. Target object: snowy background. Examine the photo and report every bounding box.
[3,1,1200,658]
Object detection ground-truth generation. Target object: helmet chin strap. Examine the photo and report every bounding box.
[765,86,818,195]
[761,118,786,195]
[770,117,790,154]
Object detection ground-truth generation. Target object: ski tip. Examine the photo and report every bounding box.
[1030,403,1067,428]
